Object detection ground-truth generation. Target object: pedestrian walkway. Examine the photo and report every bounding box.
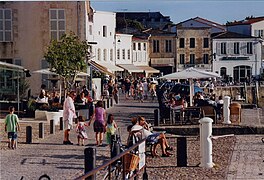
[0,95,158,180]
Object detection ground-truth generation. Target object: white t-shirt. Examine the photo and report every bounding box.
[131,124,152,138]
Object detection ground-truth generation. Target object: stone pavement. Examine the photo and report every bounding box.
[0,94,264,180]
[0,95,158,180]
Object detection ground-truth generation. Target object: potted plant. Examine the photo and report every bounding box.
[26,98,36,118]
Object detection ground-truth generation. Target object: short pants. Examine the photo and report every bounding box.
[64,119,73,130]
[8,132,18,140]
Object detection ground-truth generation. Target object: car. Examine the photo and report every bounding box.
[170,83,203,96]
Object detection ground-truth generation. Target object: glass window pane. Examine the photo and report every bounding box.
[5,31,11,41]
[4,10,11,19]
[0,10,3,19]
[5,21,11,30]
[0,32,3,41]
[50,21,57,30]
[0,21,3,30]
[51,31,57,40]
[58,31,65,39]
[58,21,65,30]
[50,10,57,19]
[58,10,65,19]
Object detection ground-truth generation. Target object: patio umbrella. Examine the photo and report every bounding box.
[159,67,220,106]
[32,68,89,76]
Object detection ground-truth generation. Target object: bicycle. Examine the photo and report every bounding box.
[103,129,139,180]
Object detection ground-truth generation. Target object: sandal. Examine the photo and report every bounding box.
[161,153,171,157]
[166,146,174,151]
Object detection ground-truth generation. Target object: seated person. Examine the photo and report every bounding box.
[129,116,173,157]
[36,89,48,103]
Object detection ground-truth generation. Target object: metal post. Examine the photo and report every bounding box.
[59,117,64,130]
[107,98,110,108]
[110,97,113,107]
[154,109,160,126]
[84,147,96,180]
[143,166,148,180]
[103,100,107,109]
[50,120,55,134]
[39,122,44,139]
[26,126,32,144]
[177,136,187,167]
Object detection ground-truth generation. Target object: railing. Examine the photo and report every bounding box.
[74,138,146,180]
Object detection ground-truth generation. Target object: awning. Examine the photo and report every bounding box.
[89,61,115,76]
[98,62,124,72]
[135,66,160,74]
[117,64,143,73]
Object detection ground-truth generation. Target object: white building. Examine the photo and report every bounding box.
[212,31,262,83]
[86,10,123,75]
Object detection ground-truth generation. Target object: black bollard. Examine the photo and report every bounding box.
[59,117,64,130]
[84,147,96,180]
[26,126,32,144]
[110,98,113,107]
[103,100,107,109]
[39,122,44,139]
[50,120,55,134]
[177,137,187,167]
[110,135,120,159]
[154,109,160,126]
[107,99,110,108]
[143,166,148,180]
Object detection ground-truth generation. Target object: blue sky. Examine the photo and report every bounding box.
[91,0,264,25]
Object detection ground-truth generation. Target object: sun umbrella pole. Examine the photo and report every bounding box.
[189,78,194,106]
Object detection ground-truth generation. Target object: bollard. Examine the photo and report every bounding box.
[84,147,96,180]
[223,96,231,124]
[50,119,55,134]
[199,117,214,168]
[103,100,107,109]
[26,126,32,144]
[110,135,120,159]
[143,166,148,180]
[59,117,64,130]
[110,98,113,107]
[107,98,110,108]
[177,136,187,167]
[39,122,44,139]
[154,109,160,126]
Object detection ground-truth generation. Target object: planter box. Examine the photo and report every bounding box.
[46,111,62,125]
[35,110,47,120]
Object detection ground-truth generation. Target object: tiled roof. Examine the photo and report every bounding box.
[116,12,171,22]
[212,31,254,39]
[226,16,264,26]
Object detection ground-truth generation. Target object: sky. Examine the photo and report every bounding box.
[90,0,264,25]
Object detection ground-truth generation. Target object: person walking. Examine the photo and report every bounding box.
[76,116,88,146]
[105,114,118,147]
[89,100,106,146]
[4,106,20,149]
[63,91,77,145]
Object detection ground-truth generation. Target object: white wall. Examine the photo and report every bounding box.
[132,40,149,66]
[115,33,133,65]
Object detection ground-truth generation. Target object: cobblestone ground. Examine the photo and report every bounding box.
[0,94,263,180]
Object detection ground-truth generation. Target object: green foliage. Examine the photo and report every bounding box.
[44,32,90,90]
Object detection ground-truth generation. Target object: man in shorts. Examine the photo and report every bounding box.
[4,106,20,149]
[63,91,77,145]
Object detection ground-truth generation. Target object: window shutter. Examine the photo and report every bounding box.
[216,42,220,55]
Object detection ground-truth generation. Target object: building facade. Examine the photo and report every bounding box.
[0,1,87,96]
[176,27,212,72]
[212,31,262,83]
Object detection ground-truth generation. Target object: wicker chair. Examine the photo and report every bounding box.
[229,103,241,123]
[201,106,217,123]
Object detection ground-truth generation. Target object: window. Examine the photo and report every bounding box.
[153,40,159,53]
[143,43,146,51]
[203,54,209,64]
[89,25,92,35]
[138,43,141,50]
[165,40,172,52]
[50,9,65,40]
[190,38,195,48]
[0,9,12,41]
[103,49,107,61]
[117,49,120,60]
[103,25,107,37]
[221,42,227,54]
[179,38,185,48]
[127,49,130,59]
[133,43,136,50]
[110,49,113,61]
[97,49,101,61]
[247,42,253,54]
[190,54,195,64]
[122,49,125,59]
[254,30,264,38]
[234,42,240,54]
[179,54,185,64]
[203,38,209,48]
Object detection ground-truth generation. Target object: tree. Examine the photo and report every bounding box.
[44,32,90,93]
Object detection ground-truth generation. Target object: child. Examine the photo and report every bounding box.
[76,116,88,146]
[106,114,117,146]
[4,106,20,149]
